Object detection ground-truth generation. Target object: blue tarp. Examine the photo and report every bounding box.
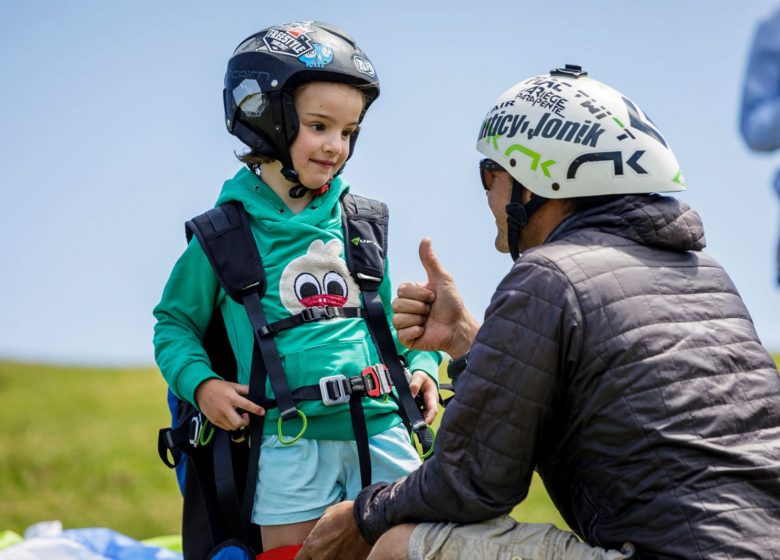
[0,527,182,560]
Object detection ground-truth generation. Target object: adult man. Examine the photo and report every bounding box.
[297,66,780,559]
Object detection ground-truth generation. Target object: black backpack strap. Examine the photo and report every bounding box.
[186,201,299,553]
[340,193,434,458]
[186,202,299,423]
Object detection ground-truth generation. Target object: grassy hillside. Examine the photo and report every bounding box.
[0,361,180,538]
[0,361,567,539]
[2,356,777,539]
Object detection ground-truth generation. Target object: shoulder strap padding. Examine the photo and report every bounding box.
[185,201,266,303]
[341,192,388,284]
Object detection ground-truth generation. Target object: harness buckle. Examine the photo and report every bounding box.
[361,364,392,398]
[301,306,336,323]
[319,375,351,406]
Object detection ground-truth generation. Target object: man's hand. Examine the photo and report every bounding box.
[294,501,371,560]
[392,238,479,357]
[194,378,265,431]
[409,370,438,424]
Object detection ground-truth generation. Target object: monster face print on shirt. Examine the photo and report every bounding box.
[279,239,361,314]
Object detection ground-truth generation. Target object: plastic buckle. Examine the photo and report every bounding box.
[362,364,392,398]
[301,306,335,323]
[319,375,351,406]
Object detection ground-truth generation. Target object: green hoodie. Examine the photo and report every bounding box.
[154,167,440,440]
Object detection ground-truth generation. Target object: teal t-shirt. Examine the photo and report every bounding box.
[153,167,440,440]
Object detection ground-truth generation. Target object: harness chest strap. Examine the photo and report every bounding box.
[259,306,363,337]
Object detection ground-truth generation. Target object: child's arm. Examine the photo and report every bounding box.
[153,238,263,430]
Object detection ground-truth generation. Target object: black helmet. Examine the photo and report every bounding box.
[223,21,380,179]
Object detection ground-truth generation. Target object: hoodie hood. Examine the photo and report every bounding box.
[215,166,349,226]
[553,194,706,252]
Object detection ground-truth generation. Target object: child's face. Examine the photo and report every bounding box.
[290,82,364,188]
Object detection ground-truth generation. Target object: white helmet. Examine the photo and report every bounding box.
[476,65,686,199]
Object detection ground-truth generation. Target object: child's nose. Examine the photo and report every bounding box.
[323,133,343,155]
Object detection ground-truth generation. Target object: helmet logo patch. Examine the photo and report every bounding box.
[352,55,376,78]
[566,150,647,179]
[263,22,315,58]
[298,43,334,68]
[622,96,668,148]
[505,144,556,177]
[515,79,570,116]
[479,112,605,149]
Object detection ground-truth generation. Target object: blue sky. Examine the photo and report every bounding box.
[1,1,779,365]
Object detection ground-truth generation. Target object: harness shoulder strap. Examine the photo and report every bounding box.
[185,201,266,302]
[340,193,434,457]
[340,193,388,283]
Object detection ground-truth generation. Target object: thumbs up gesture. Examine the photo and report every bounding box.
[392,238,480,357]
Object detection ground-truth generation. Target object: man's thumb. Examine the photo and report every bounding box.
[419,238,449,284]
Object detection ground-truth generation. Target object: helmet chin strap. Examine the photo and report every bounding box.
[504,180,547,261]
[281,167,331,199]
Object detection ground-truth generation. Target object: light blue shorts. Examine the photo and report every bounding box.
[251,423,421,525]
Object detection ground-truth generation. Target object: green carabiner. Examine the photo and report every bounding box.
[277,410,308,445]
[417,424,436,460]
[199,419,215,446]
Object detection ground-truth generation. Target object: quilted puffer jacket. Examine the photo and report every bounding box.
[355,194,780,559]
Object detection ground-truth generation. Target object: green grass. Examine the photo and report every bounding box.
[3,355,778,539]
[0,361,181,539]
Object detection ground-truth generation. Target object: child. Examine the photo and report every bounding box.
[153,21,440,555]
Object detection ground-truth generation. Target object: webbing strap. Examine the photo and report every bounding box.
[213,429,247,542]
[242,291,298,421]
[260,306,363,337]
[361,288,433,454]
[240,338,268,535]
[349,396,372,488]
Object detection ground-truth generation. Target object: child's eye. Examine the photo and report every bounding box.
[309,123,325,132]
[342,128,356,138]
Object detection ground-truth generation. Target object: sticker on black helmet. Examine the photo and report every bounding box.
[298,43,334,68]
[352,55,376,78]
[263,22,316,58]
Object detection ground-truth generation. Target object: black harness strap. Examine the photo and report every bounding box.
[260,306,363,337]
[186,203,298,423]
[341,194,434,456]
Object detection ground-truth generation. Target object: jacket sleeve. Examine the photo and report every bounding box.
[378,257,442,382]
[740,10,780,151]
[355,254,582,544]
[153,238,223,407]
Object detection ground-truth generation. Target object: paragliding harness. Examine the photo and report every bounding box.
[157,193,434,559]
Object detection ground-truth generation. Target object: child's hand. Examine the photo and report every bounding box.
[409,370,438,425]
[195,378,265,431]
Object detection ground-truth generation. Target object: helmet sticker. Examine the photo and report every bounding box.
[352,54,376,78]
[504,144,556,178]
[515,78,571,116]
[566,150,648,179]
[479,112,606,149]
[298,43,334,68]
[262,22,315,58]
[621,96,668,148]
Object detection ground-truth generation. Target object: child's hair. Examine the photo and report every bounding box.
[236,81,371,174]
